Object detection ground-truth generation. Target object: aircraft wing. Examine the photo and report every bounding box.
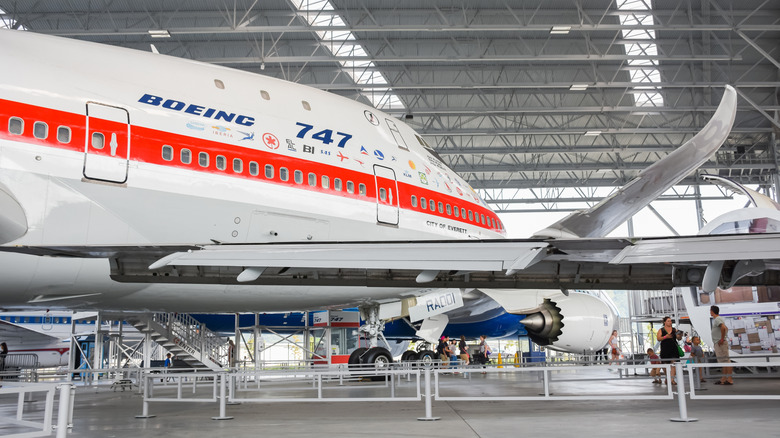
[534,85,737,239]
[0,320,64,345]
[3,232,780,291]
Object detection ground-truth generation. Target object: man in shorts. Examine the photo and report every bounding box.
[710,306,733,385]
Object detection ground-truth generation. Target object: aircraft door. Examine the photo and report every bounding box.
[373,164,399,226]
[84,102,130,184]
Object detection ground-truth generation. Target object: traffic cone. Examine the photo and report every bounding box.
[497,352,503,368]
[514,352,520,368]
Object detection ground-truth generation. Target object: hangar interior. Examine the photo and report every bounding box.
[2,0,778,237]
[1,2,780,436]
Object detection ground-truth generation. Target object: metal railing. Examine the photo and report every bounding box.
[0,382,75,438]
[150,313,227,368]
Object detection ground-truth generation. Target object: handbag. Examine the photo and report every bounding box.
[677,344,685,357]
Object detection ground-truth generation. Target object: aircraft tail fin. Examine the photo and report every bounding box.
[534,85,737,239]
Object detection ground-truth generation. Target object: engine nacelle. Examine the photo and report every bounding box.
[519,291,619,353]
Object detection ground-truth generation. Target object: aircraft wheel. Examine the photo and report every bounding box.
[401,350,418,362]
[416,349,436,365]
[348,347,368,366]
[363,347,393,370]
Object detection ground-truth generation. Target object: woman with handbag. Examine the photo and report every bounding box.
[657,316,680,385]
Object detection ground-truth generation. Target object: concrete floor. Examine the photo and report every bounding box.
[3,367,780,437]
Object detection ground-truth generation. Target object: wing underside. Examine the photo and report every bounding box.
[3,233,780,291]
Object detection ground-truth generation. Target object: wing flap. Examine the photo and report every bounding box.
[611,233,780,264]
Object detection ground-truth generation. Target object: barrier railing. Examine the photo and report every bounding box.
[0,382,75,438]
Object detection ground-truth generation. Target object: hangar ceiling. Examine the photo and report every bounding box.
[2,0,779,221]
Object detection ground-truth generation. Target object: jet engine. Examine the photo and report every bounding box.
[519,291,618,353]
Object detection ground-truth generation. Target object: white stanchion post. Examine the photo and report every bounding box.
[670,362,697,422]
[212,373,233,420]
[55,384,72,438]
[135,375,156,419]
[417,366,440,421]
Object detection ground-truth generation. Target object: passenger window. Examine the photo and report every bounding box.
[162,145,173,161]
[454,207,459,218]
[91,132,105,150]
[280,167,289,181]
[8,117,23,135]
[460,208,466,219]
[181,149,192,164]
[334,178,342,191]
[429,199,435,211]
[480,214,485,224]
[249,161,259,176]
[411,195,417,207]
[198,152,209,167]
[216,155,226,170]
[379,188,387,202]
[438,202,444,213]
[233,158,243,173]
[421,197,427,210]
[347,181,354,194]
[33,121,48,139]
[308,172,316,187]
[359,183,366,196]
[57,126,71,143]
[294,170,303,184]
[321,175,330,189]
[265,164,274,179]
[468,210,474,221]
[446,204,452,215]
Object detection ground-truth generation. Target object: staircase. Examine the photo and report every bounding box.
[125,313,227,371]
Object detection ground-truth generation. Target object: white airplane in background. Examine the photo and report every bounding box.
[1,29,779,365]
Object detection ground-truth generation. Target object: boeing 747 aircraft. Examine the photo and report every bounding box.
[1,29,779,364]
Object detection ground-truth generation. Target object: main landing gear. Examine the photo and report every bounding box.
[348,305,394,370]
[400,342,436,364]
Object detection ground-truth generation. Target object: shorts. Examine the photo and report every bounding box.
[713,341,730,363]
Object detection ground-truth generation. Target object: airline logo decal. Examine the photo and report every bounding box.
[138,93,255,126]
[360,146,369,155]
[211,126,233,138]
[186,121,205,131]
[337,152,349,162]
[263,133,280,149]
[419,172,428,185]
[238,131,254,141]
[364,110,379,126]
[373,149,385,160]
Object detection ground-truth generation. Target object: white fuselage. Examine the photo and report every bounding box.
[0,30,505,312]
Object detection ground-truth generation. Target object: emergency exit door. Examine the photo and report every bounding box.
[373,164,399,225]
[83,102,130,184]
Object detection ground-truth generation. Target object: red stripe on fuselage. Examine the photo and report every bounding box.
[0,98,505,233]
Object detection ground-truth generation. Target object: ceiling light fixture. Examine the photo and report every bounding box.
[148,30,170,38]
[550,26,571,35]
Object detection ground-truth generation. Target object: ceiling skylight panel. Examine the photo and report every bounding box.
[617,0,664,107]
[293,0,405,110]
